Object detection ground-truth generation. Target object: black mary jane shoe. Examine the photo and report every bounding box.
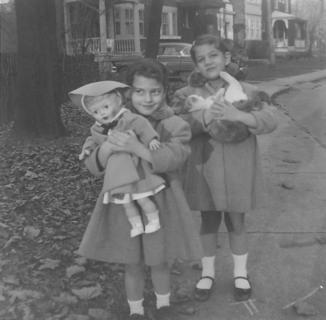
[194,276,215,302]
[128,313,147,320]
[233,276,252,301]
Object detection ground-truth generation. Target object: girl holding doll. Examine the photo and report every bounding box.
[76,59,203,319]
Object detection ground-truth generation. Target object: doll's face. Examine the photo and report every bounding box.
[131,75,165,116]
[193,44,225,80]
[86,93,122,124]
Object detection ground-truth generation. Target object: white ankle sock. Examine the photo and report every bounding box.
[232,253,250,289]
[155,292,170,309]
[128,298,144,315]
[196,256,215,289]
[146,210,159,222]
[129,216,143,228]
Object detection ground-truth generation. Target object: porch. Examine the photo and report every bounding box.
[272,10,308,57]
[63,0,142,56]
[69,37,140,55]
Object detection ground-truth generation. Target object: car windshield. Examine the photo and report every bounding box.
[159,44,191,56]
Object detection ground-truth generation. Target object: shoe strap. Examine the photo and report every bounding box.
[234,276,250,281]
[199,275,215,282]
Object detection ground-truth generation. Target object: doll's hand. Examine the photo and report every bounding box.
[78,148,91,160]
[149,139,161,151]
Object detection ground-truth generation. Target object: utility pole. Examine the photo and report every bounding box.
[266,0,275,65]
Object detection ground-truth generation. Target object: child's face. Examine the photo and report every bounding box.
[87,93,122,124]
[131,75,165,117]
[194,44,225,80]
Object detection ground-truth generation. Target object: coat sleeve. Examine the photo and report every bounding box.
[129,115,159,145]
[241,82,278,135]
[150,116,191,173]
[84,146,105,177]
[249,102,278,135]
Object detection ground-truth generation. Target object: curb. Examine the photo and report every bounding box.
[256,70,326,105]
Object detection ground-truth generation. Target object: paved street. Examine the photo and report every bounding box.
[175,79,326,320]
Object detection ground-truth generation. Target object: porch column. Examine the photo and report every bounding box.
[99,0,108,53]
[63,0,73,55]
[98,0,111,79]
[133,3,141,54]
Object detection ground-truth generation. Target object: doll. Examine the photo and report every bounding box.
[69,81,165,238]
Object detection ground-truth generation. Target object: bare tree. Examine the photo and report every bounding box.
[144,0,163,58]
[14,0,65,137]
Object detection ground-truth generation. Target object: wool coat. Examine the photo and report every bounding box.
[172,79,277,213]
[78,105,203,266]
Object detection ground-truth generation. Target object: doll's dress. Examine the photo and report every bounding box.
[91,110,166,204]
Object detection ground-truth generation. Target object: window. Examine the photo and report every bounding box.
[246,14,261,40]
[139,8,144,36]
[161,12,169,36]
[124,8,134,35]
[274,0,287,11]
[160,6,178,37]
[114,7,121,35]
[172,12,177,35]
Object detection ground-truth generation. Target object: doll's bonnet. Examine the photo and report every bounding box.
[69,81,129,114]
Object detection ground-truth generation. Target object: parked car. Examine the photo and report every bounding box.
[157,42,193,80]
[111,42,194,81]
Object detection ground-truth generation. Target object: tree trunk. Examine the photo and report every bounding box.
[14,0,65,137]
[144,0,163,58]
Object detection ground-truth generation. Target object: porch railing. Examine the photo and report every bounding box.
[69,38,138,55]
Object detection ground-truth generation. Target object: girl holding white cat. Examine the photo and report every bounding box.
[172,34,277,302]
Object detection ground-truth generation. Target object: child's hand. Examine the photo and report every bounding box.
[211,98,243,122]
[149,139,161,151]
[107,130,140,153]
[211,99,258,128]
[78,148,91,160]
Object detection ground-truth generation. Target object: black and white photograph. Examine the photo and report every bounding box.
[0,0,326,319]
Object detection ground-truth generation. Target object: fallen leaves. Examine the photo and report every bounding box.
[72,284,103,300]
[66,265,85,278]
[38,258,61,270]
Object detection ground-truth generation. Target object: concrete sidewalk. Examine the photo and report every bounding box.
[173,70,326,320]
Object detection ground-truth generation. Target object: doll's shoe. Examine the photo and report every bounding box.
[194,276,215,302]
[233,276,252,301]
[130,224,144,238]
[144,219,160,234]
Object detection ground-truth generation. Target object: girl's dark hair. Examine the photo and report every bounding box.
[190,34,228,63]
[126,58,168,91]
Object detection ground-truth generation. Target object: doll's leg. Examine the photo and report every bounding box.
[123,202,144,238]
[125,262,146,316]
[136,197,160,234]
[224,212,251,300]
[194,211,222,300]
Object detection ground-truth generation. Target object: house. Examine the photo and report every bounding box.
[64,0,183,56]
[63,0,237,56]
[262,0,308,57]
[232,0,264,58]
